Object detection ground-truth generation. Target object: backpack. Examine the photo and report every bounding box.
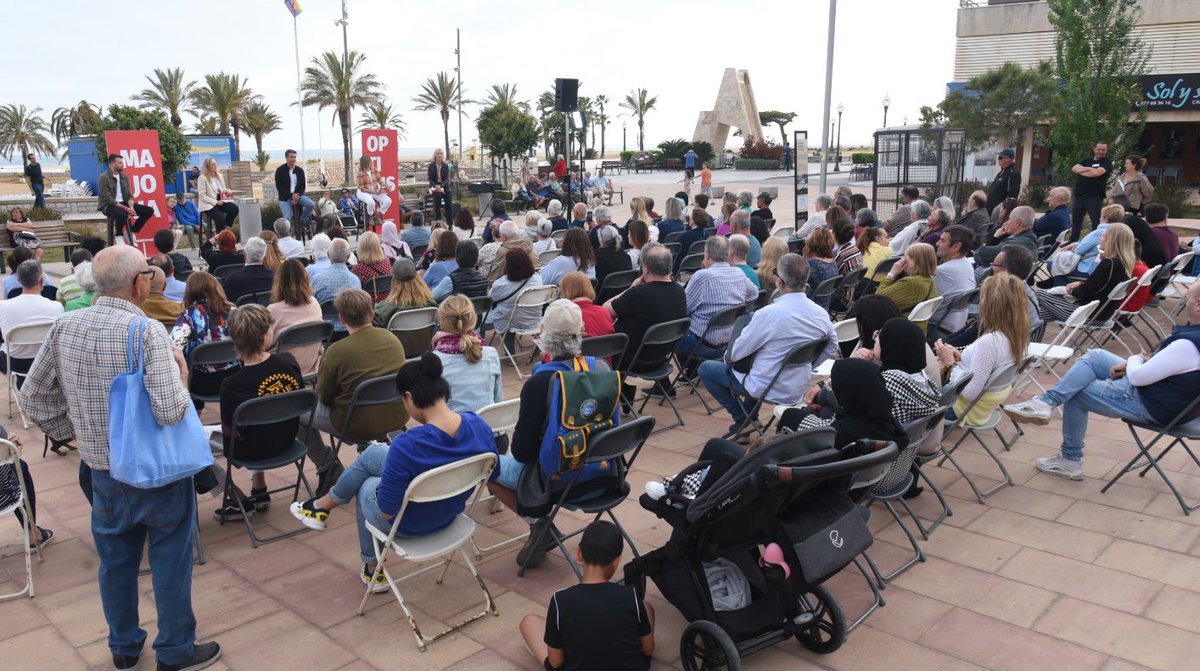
[517,356,622,515]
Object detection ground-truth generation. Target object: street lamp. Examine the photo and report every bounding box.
[622,120,627,153]
[835,102,844,172]
[882,93,890,128]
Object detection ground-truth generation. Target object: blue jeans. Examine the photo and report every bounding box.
[676,331,725,363]
[1041,349,1154,461]
[280,195,316,225]
[698,360,749,423]
[329,443,395,565]
[91,470,197,665]
[31,182,45,208]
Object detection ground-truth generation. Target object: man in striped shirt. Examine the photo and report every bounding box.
[677,236,758,364]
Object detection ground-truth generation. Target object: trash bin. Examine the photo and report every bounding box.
[237,200,262,242]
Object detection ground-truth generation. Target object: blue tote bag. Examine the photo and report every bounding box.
[108,318,213,489]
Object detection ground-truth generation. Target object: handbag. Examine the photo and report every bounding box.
[108,318,213,489]
[782,489,873,584]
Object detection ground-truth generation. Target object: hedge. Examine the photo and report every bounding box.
[734,159,781,170]
[851,152,875,164]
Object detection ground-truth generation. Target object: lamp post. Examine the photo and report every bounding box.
[882,93,890,129]
[622,120,627,152]
[835,102,844,172]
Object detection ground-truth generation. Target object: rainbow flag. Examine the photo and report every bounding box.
[284,0,302,17]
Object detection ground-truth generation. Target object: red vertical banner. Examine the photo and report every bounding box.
[361,129,399,220]
[104,130,169,254]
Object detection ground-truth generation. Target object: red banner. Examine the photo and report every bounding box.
[361,129,399,220]
[104,130,169,254]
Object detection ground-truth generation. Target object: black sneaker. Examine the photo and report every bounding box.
[113,653,139,670]
[212,500,252,523]
[516,519,561,569]
[157,641,220,671]
[646,383,677,398]
[249,487,271,511]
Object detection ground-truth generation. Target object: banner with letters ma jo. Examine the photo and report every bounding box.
[361,129,399,220]
[105,130,169,254]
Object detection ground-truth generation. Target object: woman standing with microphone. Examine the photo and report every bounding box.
[427,148,453,222]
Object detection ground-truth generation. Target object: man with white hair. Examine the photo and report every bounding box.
[729,210,761,265]
[886,186,922,237]
[956,190,991,244]
[23,245,222,671]
[311,238,363,335]
[890,200,932,255]
[306,233,334,280]
[480,218,540,282]
[593,168,615,205]
[222,237,275,302]
[274,217,305,258]
[0,260,64,383]
[677,236,758,370]
[546,199,568,231]
[975,205,1040,267]
[588,205,618,249]
[1034,186,1072,239]
[795,194,832,240]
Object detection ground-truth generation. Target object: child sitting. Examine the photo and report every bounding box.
[519,521,655,671]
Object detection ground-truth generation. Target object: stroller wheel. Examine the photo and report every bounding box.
[680,620,741,671]
[793,584,846,654]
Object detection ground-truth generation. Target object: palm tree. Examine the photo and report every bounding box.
[577,95,594,152]
[300,50,384,185]
[356,100,407,138]
[620,88,658,151]
[241,101,282,157]
[132,67,196,128]
[51,100,101,144]
[412,71,461,163]
[190,72,259,160]
[194,115,221,134]
[0,105,57,167]
[483,83,526,111]
[595,94,610,158]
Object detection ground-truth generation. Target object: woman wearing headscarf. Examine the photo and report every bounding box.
[380,220,412,260]
[870,318,941,426]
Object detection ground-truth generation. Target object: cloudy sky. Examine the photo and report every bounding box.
[9,0,957,157]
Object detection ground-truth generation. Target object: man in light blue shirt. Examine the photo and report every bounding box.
[699,253,838,432]
[149,254,187,302]
[677,236,758,362]
[311,239,362,332]
[401,210,431,249]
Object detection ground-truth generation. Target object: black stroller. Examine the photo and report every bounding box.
[623,428,898,670]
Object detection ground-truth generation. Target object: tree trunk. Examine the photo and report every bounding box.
[442,111,451,167]
[777,123,787,144]
[172,111,182,129]
[600,124,606,158]
[255,135,265,156]
[638,118,645,151]
[340,110,353,186]
[233,126,242,162]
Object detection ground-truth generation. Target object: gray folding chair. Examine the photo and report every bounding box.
[235,291,272,307]
[367,274,393,298]
[187,339,238,405]
[596,269,639,304]
[1102,395,1200,515]
[328,374,407,458]
[623,318,692,432]
[675,253,705,284]
[727,337,831,438]
[387,306,438,358]
[939,360,1027,503]
[580,333,629,361]
[212,263,244,281]
[672,303,747,415]
[273,320,333,385]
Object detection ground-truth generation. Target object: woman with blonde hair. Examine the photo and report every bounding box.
[935,272,1029,425]
[431,294,502,413]
[1036,221,1134,323]
[756,237,788,288]
[268,258,323,378]
[373,258,435,328]
[877,242,939,313]
[197,157,239,233]
[351,231,394,300]
[257,230,285,272]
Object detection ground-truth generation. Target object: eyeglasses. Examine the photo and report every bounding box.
[990,263,1005,270]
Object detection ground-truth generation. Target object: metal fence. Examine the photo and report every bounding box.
[872,128,967,220]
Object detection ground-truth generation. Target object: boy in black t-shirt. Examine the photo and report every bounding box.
[520,521,655,671]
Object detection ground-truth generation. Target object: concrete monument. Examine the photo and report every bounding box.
[693,69,765,154]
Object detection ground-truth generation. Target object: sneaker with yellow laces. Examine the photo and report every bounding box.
[289,498,330,531]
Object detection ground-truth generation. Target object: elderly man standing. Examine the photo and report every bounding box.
[274,218,306,258]
[1034,186,1072,239]
[975,205,1039,267]
[986,149,1021,214]
[956,190,992,244]
[480,219,540,282]
[221,237,275,302]
[141,266,183,328]
[312,238,363,336]
[22,246,221,671]
[795,194,832,240]
[729,210,761,265]
[698,254,838,435]
[677,236,758,367]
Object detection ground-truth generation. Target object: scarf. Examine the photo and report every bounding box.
[878,317,929,375]
[431,330,485,356]
[381,221,404,259]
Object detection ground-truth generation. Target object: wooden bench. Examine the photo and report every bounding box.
[0,220,80,269]
[601,160,624,175]
[665,158,683,171]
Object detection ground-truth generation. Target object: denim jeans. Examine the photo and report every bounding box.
[676,331,725,363]
[31,182,45,208]
[280,195,316,225]
[698,360,749,422]
[91,470,197,665]
[297,401,344,473]
[1041,349,1154,461]
[329,443,395,565]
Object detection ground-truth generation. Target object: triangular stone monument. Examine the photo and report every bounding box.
[692,69,765,154]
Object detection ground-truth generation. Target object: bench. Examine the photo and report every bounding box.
[0,220,80,269]
[601,160,624,175]
[665,158,683,171]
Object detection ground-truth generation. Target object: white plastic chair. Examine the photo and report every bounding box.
[470,398,528,553]
[0,439,42,600]
[357,452,499,652]
[538,248,561,265]
[496,285,559,379]
[907,296,943,325]
[6,320,55,429]
[1155,251,1195,323]
[771,225,795,240]
[1016,300,1099,396]
[1098,264,1162,353]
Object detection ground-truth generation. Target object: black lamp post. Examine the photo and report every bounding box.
[882,93,890,129]
[835,102,844,172]
[622,120,627,153]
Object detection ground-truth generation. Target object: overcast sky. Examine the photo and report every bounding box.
[9,0,958,156]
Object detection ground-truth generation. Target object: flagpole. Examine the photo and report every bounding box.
[292,13,307,167]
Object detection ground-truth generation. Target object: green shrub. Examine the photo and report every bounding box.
[735,159,781,170]
[619,150,635,164]
[584,148,597,159]
[692,141,716,166]
[260,201,283,224]
[851,152,875,165]
[1153,181,1194,220]
[1020,181,1049,209]
[656,139,691,159]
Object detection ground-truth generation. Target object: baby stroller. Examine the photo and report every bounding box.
[623,428,898,670]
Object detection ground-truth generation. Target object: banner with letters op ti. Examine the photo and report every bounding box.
[105,130,169,254]
[361,129,399,221]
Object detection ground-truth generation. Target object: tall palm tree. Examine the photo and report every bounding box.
[241,101,282,157]
[131,67,196,128]
[190,72,259,160]
[577,95,594,152]
[300,50,384,185]
[356,100,407,138]
[595,94,610,158]
[51,100,101,144]
[620,88,658,151]
[0,105,56,167]
[412,72,461,163]
[194,115,221,134]
[483,83,526,111]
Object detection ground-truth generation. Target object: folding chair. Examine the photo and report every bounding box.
[858,256,900,296]
[550,229,568,245]
[410,244,428,262]
[727,337,831,438]
[675,253,704,284]
[469,295,493,330]
[831,266,869,318]
[771,225,795,240]
[0,438,42,600]
[1015,300,1099,396]
[623,318,692,432]
[273,320,333,386]
[1098,264,1163,353]
[216,389,318,547]
[212,264,244,282]
[328,374,407,458]
[538,248,561,266]
[906,295,943,327]
[235,291,272,307]
[1103,397,1200,515]
[520,416,656,579]
[927,289,978,337]
[938,360,1027,503]
[1153,251,1195,323]
[5,320,53,429]
[908,407,955,536]
[495,285,559,380]
[672,304,747,415]
[187,339,238,405]
[663,241,681,260]
[807,318,859,380]
[357,452,500,651]
[387,306,438,358]
[1069,278,1138,355]
[663,230,686,244]
[581,332,629,361]
[687,239,707,257]
[367,275,392,298]
[469,399,530,556]
[809,274,841,310]
[596,269,639,304]
[319,298,339,328]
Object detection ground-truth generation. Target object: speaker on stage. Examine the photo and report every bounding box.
[554,78,579,112]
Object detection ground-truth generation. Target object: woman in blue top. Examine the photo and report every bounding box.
[290,351,499,592]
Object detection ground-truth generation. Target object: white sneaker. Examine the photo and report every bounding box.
[645,481,667,500]
[1036,454,1084,480]
[1004,398,1053,425]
